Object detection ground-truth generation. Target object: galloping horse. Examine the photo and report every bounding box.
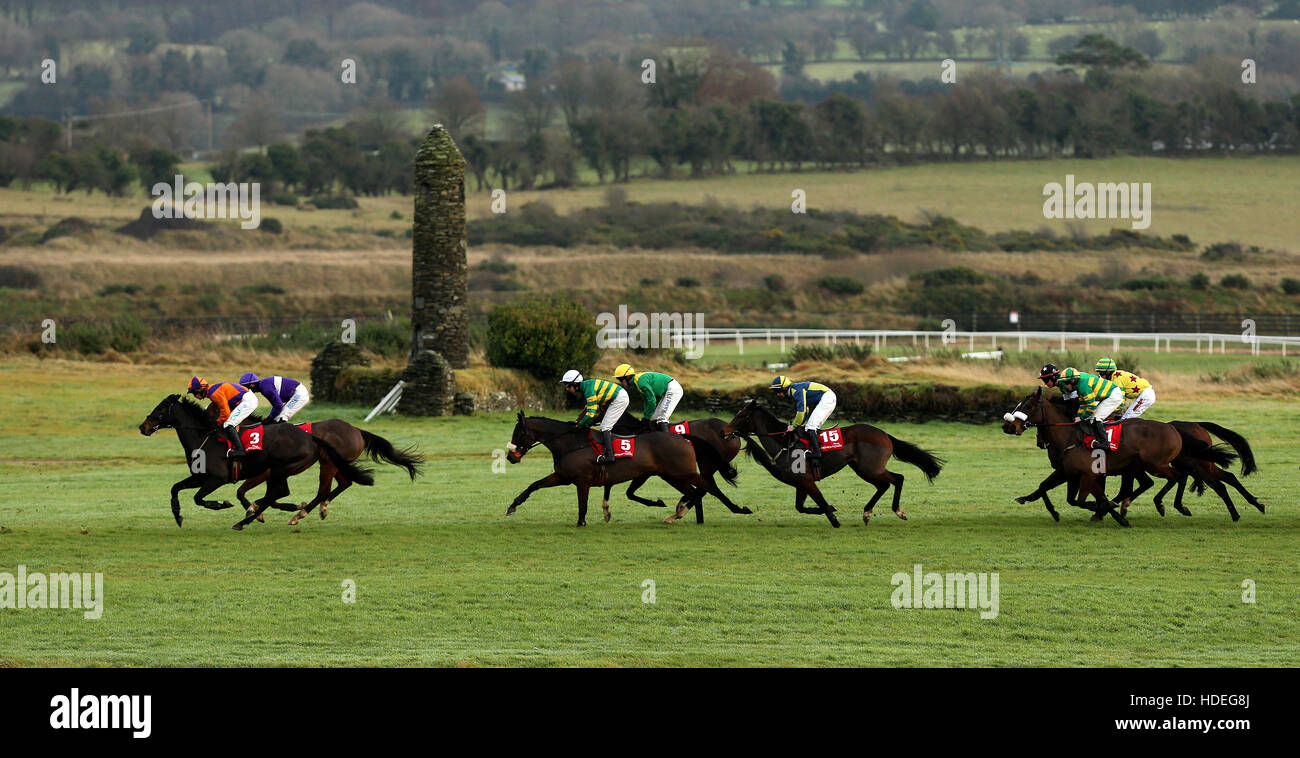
[139,394,373,529]
[222,411,423,525]
[726,400,944,528]
[1002,388,1236,526]
[606,416,743,517]
[505,412,748,526]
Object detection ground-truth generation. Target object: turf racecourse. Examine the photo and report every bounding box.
[1,377,1297,666]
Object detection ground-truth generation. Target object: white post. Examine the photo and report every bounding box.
[780,334,786,353]
[737,332,743,355]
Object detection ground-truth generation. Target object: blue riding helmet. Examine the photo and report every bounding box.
[239,372,260,387]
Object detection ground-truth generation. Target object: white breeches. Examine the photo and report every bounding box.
[803,390,836,431]
[1120,387,1155,419]
[224,393,259,428]
[599,391,629,432]
[1090,387,1124,421]
[651,380,683,422]
[276,384,311,421]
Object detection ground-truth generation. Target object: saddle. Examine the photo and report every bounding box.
[588,432,637,459]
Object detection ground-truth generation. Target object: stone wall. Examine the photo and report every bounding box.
[397,349,456,416]
[309,341,370,402]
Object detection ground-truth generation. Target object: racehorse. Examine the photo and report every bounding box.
[1004,394,1261,521]
[504,411,748,526]
[222,412,423,525]
[139,394,373,530]
[1002,388,1235,526]
[606,416,743,521]
[725,400,944,528]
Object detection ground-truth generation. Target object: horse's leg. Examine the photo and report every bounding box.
[291,459,338,525]
[193,479,237,511]
[1219,470,1265,513]
[1015,468,1064,504]
[575,482,590,527]
[1086,475,1129,527]
[888,470,908,520]
[234,471,290,530]
[624,474,667,508]
[602,483,613,523]
[1172,474,1192,516]
[858,478,890,526]
[1120,470,1154,519]
[1151,476,1178,517]
[506,472,566,516]
[1202,475,1240,522]
[698,473,751,515]
[236,471,267,521]
[169,474,205,527]
[664,478,704,524]
[798,482,840,528]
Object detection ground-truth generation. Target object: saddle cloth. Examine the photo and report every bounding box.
[797,428,845,451]
[590,433,636,458]
[1083,422,1123,452]
[222,424,265,452]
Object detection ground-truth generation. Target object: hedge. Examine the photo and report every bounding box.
[676,381,1031,424]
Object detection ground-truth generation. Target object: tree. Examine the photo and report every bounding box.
[1055,34,1150,90]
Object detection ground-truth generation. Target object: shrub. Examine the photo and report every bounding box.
[0,265,41,289]
[477,259,516,274]
[239,283,287,295]
[789,342,874,364]
[676,276,701,288]
[815,275,864,295]
[97,283,143,296]
[310,193,360,210]
[911,266,985,287]
[266,192,299,207]
[1201,242,1244,261]
[1189,272,1210,290]
[1282,278,1300,295]
[1220,274,1251,289]
[763,274,787,292]
[486,294,600,382]
[59,315,148,354]
[1120,278,1170,290]
[260,217,284,234]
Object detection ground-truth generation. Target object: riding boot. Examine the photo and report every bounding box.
[1091,418,1110,450]
[805,428,822,459]
[655,421,669,432]
[223,426,246,458]
[597,429,614,464]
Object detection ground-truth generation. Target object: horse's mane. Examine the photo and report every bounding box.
[176,395,218,429]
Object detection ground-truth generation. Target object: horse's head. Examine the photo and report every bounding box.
[506,410,534,464]
[1001,387,1043,436]
[727,399,762,437]
[140,394,183,436]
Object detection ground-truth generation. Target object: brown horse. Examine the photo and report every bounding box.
[725,400,943,528]
[225,414,423,525]
[1004,388,1236,526]
[606,416,744,520]
[504,412,747,526]
[139,395,374,530]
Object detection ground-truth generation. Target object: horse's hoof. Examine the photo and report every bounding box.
[1049,511,1060,522]
[506,507,517,516]
[1176,507,1192,517]
[1231,513,1241,522]
[256,514,265,523]
[1014,497,1029,504]
[174,516,183,528]
[320,505,328,520]
[576,520,586,527]
[895,510,908,520]
[739,507,753,515]
[603,512,611,523]
[862,512,871,525]
[232,523,244,531]
[1089,513,1104,522]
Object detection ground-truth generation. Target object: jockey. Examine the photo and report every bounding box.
[1057,367,1123,450]
[187,376,258,458]
[239,372,310,422]
[1039,363,1078,401]
[613,363,682,431]
[560,369,627,465]
[769,375,836,459]
[1094,357,1155,420]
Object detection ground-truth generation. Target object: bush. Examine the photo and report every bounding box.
[1189,272,1210,290]
[789,342,874,364]
[1120,278,1170,290]
[239,283,287,296]
[260,217,284,234]
[815,275,864,295]
[911,266,985,287]
[311,193,360,210]
[266,192,299,207]
[1220,274,1251,289]
[486,294,600,382]
[0,265,41,289]
[477,259,516,274]
[58,315,147,354]
[1282,278,1300,295]
[676,276,701,288]
[1201,242,1244,261]
[97,283,143,296]
[763,274,787,292]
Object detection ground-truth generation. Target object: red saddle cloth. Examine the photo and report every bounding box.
[796,428,845,451]
[667,421,690,435]
[590,433,636,458]
[222,424,265,452]
[296,422,313,435]
[1083,422,1123,452]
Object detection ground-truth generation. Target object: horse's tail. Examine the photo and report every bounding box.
[1194,421,1256,476]
[684,433,738,486]
[886,434,944,482]
[315,435,375,486]
[1177,431,1238,470]
[361,429,424,481]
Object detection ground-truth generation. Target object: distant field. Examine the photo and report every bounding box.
[4,156,1297,252]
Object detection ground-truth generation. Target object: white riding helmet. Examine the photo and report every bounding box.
[560,369,583,384]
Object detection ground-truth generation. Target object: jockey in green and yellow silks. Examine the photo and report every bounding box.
[1057,367,1123,450]
[560,369,627,464]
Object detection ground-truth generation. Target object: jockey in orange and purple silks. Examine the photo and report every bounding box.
[187,376,258,457]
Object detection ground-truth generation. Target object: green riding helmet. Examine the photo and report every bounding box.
[1095,357,1117,373]
[1059,367,1081,384]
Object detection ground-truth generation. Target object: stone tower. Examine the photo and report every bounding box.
[410,124,469,369]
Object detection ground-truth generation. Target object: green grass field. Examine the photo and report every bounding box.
[1,360,1296,666]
